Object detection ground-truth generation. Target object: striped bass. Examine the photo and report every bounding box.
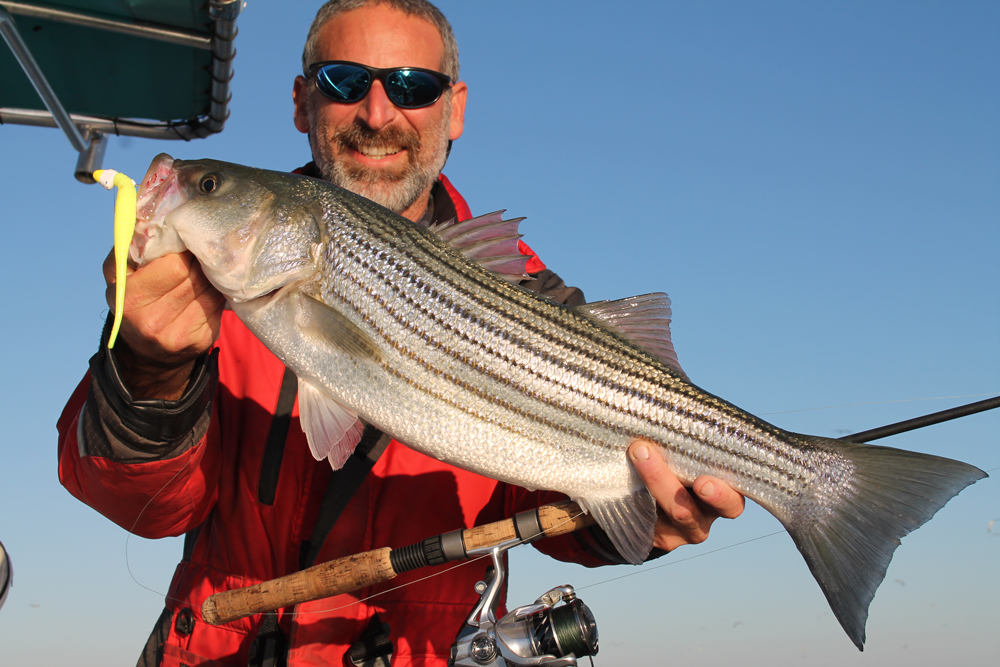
[131,153,985,650]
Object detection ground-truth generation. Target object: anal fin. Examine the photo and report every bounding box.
[577,487,657,565]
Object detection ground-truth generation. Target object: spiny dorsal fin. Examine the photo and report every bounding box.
[579,293,687,378]
[430,210,529,283]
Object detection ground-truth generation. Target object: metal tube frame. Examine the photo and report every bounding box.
[0,0,242,181]
[1,4,87,151]
[0,1,211,49]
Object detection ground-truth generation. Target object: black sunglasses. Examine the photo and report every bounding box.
[308,60,453,110]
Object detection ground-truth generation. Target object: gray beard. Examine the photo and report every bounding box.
[312,98,452,215]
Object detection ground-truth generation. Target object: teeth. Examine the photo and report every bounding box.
[359,145,401,159]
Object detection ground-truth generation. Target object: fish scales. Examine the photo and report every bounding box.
[131,155,985,650]
[319,191,820,509]
[349,195,820,500]
[333,196,824,513]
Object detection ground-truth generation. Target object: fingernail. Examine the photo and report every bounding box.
[700,482,715,498]
[630,444,649,462]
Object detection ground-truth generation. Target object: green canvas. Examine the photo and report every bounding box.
[1,1,213,122]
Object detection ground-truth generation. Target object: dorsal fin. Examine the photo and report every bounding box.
[430,210,530,283]
[579,293,687,378]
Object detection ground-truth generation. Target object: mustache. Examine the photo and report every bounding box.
[333,123,421,155]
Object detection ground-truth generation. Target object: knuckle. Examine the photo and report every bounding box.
[688,529,709,545]
[670,506,697,529]
[163,256,191,284]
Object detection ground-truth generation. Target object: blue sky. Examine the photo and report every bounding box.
[0,1,996,664]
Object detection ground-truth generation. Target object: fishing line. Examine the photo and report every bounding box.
[119,419,999,614]
[122,456,195,604]
[759,392,999,416]
[122,467,1000,614]
[570,464,1000,593]
[573,530,787,593]
[293,552,496,616]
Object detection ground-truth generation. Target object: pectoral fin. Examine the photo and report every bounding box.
[296,293,382,363]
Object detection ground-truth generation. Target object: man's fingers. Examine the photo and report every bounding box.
[101,249,224,362]
[629,441,708,542]
[628,440,747,552]
[692,476,745,519]
[102,247,115,285]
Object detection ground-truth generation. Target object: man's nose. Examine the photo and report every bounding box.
[357,80,397,131]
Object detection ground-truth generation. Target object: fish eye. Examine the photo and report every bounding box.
[199,173,222,194]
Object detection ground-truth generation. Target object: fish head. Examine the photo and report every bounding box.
[133,154,322,302]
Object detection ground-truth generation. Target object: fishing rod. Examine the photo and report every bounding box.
[201,395,998,657]
[838,394,1000,443]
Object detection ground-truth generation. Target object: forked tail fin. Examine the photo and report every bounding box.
[785,436,986,650]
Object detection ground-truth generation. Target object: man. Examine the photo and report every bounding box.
[56,2,743,665]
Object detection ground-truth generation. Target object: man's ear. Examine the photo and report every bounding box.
[293,75,311,134]
[448,81,467,141]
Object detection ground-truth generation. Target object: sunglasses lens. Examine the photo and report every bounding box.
[385,70,445,109]
[315,64,371,102]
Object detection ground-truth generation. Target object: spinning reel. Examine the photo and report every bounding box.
[450,544,599,667]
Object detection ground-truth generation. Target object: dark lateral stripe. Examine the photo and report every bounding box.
[334,240,801,469]
[352,221,766,432]
[330,218,806,483]
[335,253,803,483]
[338,231,683,415]
[328,256,805,489]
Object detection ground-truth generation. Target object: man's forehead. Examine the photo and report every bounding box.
[313,5,445,72]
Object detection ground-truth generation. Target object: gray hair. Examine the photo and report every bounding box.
[302,0,460,80]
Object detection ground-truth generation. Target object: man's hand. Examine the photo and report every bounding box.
[628,440,745,553]
[103,249,225,400]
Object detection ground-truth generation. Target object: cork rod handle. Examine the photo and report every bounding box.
[202,500,593,625]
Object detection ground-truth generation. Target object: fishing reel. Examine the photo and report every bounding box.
[450,545,598,666]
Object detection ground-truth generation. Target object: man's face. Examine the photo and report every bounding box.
[293,5,467,221]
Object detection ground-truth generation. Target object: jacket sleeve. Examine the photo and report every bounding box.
[520,268,586,307]
[56,318,222,539]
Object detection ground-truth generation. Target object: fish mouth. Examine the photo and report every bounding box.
[131,153,185,265]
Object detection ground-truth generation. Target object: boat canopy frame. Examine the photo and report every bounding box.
[0,0,242,182]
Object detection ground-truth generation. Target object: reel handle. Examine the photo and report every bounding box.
[202,500,593,625]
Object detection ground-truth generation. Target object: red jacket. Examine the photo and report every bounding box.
[57,175,612,667]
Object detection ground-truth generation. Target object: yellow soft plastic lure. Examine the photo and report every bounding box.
[93,169,137,349]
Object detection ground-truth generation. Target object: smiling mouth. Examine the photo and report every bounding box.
[357,144,402,160]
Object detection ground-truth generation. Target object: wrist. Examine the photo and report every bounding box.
[113,340,196,400]
[100,315,203,400]
[88,314,219,443]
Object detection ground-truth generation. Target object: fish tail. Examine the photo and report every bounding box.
[785,436,985,651]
